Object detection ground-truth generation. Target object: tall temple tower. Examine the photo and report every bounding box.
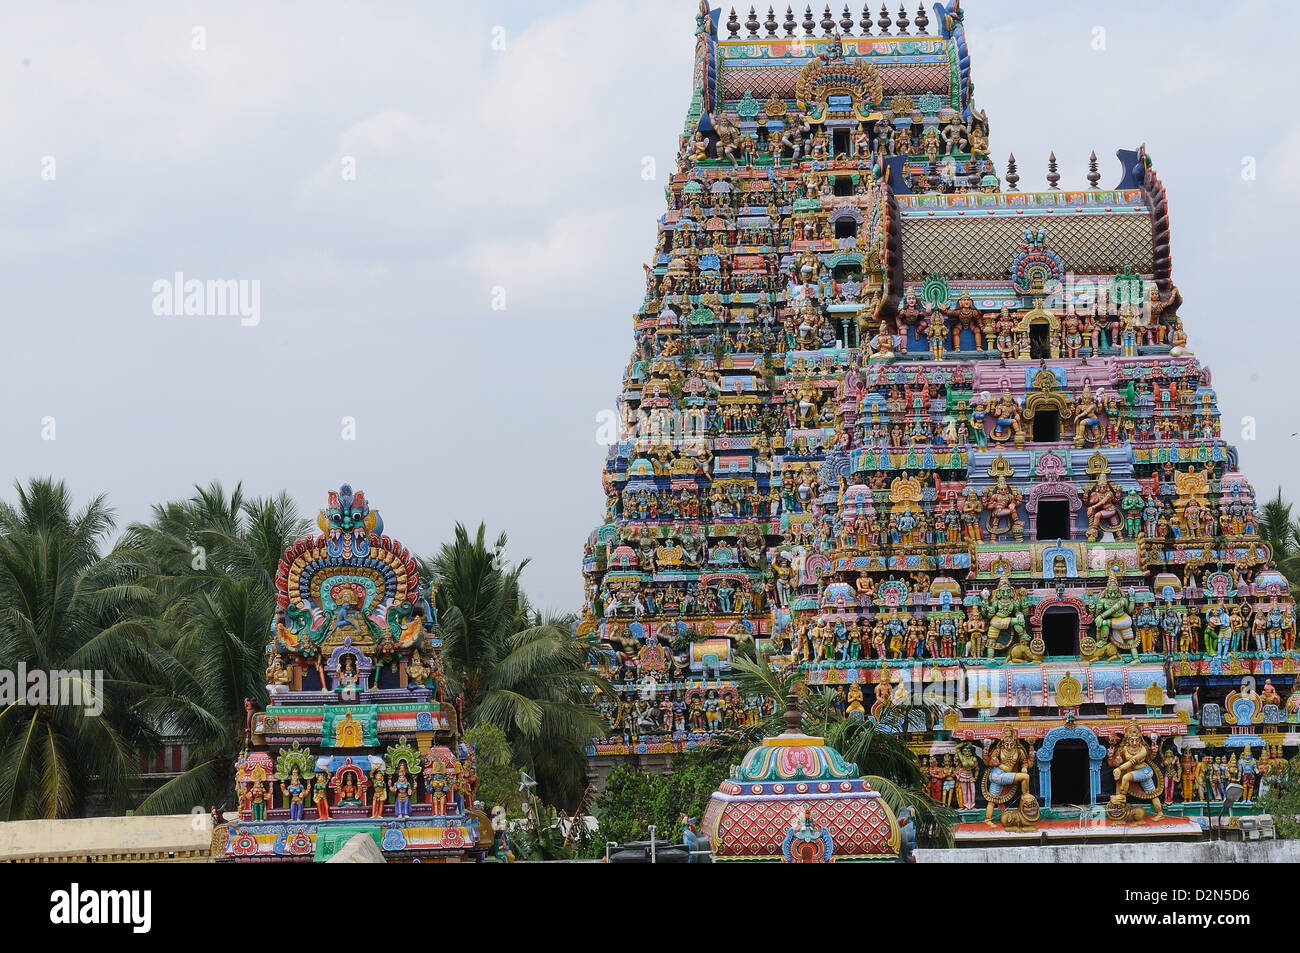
[580,2,1295,838]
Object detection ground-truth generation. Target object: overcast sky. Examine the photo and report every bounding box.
[2,1,1297,612]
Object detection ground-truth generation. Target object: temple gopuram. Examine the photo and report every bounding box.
[218,485,493,861]
[580,1,1297,841]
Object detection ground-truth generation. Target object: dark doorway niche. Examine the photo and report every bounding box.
[1037,499,1071,540]
[1041,607,1080,656]
[1051,738,1091,805]
[1033,408,1060,443]
[1030,322,1051,358]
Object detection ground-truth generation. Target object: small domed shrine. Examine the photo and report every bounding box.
[216,484,490,862]
[702,691,899,861]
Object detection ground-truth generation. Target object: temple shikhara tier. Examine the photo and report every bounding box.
[218,485,500,861]
[579,0,1297,842]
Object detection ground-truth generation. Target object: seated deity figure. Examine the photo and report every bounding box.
[986,388,1025,448]
[1084,471,1125,541]
[981,576,1035,662]
[1093,568,1138,662]
[980,476,1024,542]
[1071,384,1103,448]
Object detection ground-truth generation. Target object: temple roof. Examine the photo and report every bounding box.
[699,2,975,120]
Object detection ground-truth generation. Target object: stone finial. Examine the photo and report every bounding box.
[877,3,892,33]
[840,3,855,33]
[727,7,741,37]
[803,4,816,34]
[860,3,873,33]
[896,3,909,33]
[1047,151,1061,190]
[765,6,779,35]
[821,4,835,34]
[746,5,761,35]
[914,2,929,32]
[784,687,802,734]
[785,5,797,34]
[1006,152,1020,191]
[1087,150,1101,189]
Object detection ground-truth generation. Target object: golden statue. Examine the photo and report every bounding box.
[845,682,866,719]
[982,726,1036,827]
[1109,720,1163,819]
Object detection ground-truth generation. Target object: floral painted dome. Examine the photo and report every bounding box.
[702,691,899,862]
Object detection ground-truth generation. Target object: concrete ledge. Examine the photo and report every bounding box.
[0,814,213,863]
[916,839,1299,864]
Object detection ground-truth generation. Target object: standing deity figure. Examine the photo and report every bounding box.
[983,727,1036,826]
[1134,602,1160,655]
[283,766,308,821]
[1161,749,1180,804]
[955,743,978,809]
[938,293,985,351]
[1109,722,1163,817]
[1239,747,1258,802]
[313,770,332,819]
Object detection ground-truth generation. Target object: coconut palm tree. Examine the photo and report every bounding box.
[431,523,611,805]
[126,483,307,815]
[0,478,162,819]
[1259,489,1300,592]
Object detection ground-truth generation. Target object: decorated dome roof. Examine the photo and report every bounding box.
[702,690,899,861]
[734,732,857,784]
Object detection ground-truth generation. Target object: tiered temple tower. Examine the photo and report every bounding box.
[219,485,496,861]
[580,1,1296,838]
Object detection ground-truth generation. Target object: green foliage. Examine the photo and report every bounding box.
[432,523,612,808]
[463,722,522,813]
[123,482,308,816]
[1258,755,1300,838]
[587,756,729,856]
[0,479,164,818]
[718,646,957,848]
[1259,489,1300,593]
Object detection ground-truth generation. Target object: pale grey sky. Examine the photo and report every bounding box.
[2,1,1297,611]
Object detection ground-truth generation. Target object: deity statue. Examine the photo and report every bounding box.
[1084,470,1125,541]
[955,743,978,808]
[1093,567,1139,662]
[1071,383,1104,448]
[313,769,332,819]
[283,766,308,821]
[1238,747,1258,802]
[986,388,1025,448]
[390,760,416,817]
[981,576,1036,662]
[868,321,896,360]
[938,293,985,351]
[981,475,1025,542]
[1109,721,1163,819]
[983,727,1036,827]
[370,766,388,818]
[845,682,866,720]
